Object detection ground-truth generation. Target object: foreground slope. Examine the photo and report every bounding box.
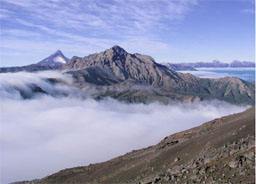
[20,107,255,184]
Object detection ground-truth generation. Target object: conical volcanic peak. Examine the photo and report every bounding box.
[54,50,63,55]
[37,50,69,67]
[51,50,66,59]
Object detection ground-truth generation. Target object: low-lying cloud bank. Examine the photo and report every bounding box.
[179,67,255,82]
[0,71,81,99]
[0,71,250,184]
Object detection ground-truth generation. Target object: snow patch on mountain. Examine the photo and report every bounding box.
[53,56,67,64]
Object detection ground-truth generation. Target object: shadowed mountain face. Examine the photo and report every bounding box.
[17,107,255,184]
[61,46,255,105]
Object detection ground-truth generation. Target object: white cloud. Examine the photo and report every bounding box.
[179,70,230,79]
[179,67,255,81]
[0,71,249,184]
[1,0,198,32]
[0,29,41,37]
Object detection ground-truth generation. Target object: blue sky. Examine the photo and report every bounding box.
[0,0,254,66]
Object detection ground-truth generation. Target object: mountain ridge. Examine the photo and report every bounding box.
[60,46,254,105]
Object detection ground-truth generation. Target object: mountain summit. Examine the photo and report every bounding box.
[37,50,69,67]
[62,46,255,105]
[63,45,180,87]
[108,45,127,54]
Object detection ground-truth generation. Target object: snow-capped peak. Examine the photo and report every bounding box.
[37,50,69,67]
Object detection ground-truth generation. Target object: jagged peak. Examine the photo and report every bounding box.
[108,45,127,55]
[111,45,125,50]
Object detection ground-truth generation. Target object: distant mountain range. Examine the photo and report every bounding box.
[0,46,255,105]
[162,60,255,70]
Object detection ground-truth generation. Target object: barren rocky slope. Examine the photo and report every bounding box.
[62,46,255,104]
[17,107,255,184]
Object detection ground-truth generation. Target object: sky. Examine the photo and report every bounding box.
[0,0,255,66]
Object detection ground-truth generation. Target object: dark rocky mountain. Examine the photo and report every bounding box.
[16,107,255,184]
[163,60,255,69]
[37,50,69,67]
[63,45,188,89]
[60,46,254,105]
[0,50,68,73]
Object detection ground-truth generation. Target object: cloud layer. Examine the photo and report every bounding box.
[0,71,249,184]
[179,67,255,82]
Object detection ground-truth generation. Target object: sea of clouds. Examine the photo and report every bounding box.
[0,71,249,184]
[179,67,255,82]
